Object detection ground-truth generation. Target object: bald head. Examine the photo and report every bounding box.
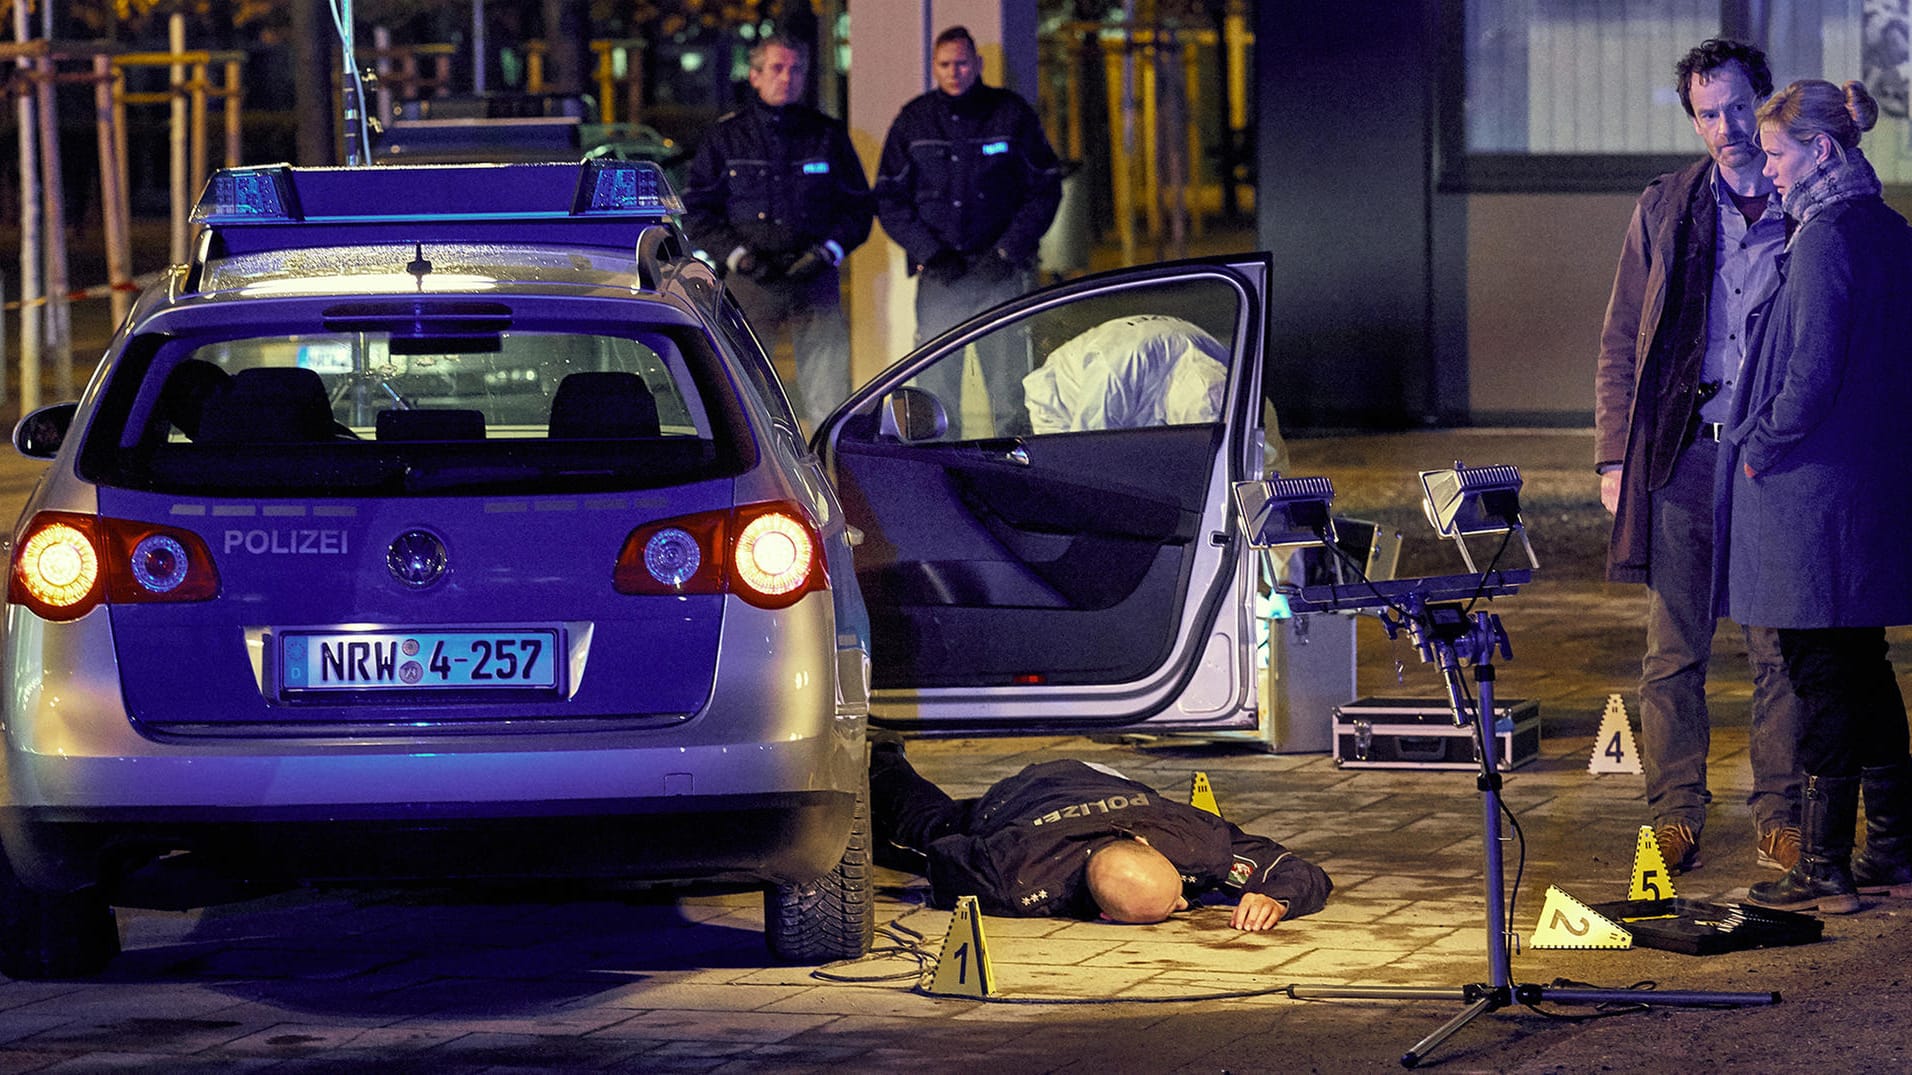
[1086,839,1189,924]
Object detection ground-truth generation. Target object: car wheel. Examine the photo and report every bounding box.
[0,851,120,981]
[764,772,874,964]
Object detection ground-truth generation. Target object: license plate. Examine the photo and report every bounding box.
[280,629,560,692]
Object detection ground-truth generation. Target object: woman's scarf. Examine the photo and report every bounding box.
[1783,145,1883,227]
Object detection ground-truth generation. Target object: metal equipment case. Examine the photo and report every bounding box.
[1184,611,1357,754]
[1332,696,1542,770]
[1181,527,1395,754]
[1259,612,1359,753]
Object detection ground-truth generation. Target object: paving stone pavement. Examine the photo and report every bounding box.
[2,719,1908,1073]
[1,432,1909,1072]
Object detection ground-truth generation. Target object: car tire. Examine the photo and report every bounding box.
[0,852,120,981]
[764,772,874,964]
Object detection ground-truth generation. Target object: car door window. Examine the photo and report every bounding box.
[903,278,1239,442]
[715,291,803,434]
[835,273,1250,692]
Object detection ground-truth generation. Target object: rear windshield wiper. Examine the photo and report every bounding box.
[400,462,552,494]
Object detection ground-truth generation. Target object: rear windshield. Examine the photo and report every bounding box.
[79,321,754,497]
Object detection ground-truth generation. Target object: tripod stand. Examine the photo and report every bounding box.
[1283,596,1778,1068]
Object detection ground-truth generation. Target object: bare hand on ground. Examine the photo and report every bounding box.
[1231,892,1286,931]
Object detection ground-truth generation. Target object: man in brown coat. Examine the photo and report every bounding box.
[1594,38,1802,876]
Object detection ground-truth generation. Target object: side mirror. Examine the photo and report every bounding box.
[878,387,948,444]
[13,402,78,460]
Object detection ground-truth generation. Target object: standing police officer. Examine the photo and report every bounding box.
[683,34,873,430]
[876,25,1062,435]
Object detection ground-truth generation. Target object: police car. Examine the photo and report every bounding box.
[2,160,1280,979]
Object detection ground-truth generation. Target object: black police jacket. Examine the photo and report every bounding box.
[874,82,1062,272]
[924,760,1333,919]
[681,99,873,263]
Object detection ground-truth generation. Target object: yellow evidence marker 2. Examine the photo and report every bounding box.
[924,895,996,997]
[1629,824,1677,901]
[1529,885,1633,950]
[1190,771,1222,817]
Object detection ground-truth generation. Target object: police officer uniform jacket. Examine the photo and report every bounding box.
[924,760,1332,919]
[874,82,1062,273]
[681,99,873,267]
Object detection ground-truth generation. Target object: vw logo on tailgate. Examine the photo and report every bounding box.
[387,529,448,588]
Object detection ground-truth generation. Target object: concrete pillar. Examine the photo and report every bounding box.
[1254,0,1467,428]
[844,1,1038,387]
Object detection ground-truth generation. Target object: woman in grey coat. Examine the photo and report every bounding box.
[1716,78,1912,913]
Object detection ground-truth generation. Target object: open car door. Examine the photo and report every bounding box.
[818,255,1274,736]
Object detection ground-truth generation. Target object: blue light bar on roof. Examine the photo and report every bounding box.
[574,159,684,216]
[190,161,681,231]
[191,166,303,224]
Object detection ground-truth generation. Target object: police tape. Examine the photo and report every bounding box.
[2,271,164,312]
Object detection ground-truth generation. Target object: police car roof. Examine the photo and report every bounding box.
[192,160,683,258]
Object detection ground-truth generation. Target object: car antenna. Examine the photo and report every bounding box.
[406,243,433,291]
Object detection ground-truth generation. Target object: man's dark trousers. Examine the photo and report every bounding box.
[1643,436,1800,836]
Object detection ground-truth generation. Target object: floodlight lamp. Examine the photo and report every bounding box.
[1233,474,1337,550]
[1418,462,1536,573]
[1421,463,1524,537]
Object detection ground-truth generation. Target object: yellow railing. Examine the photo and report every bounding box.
[523,39,648,123]
[1042,15,1254,263]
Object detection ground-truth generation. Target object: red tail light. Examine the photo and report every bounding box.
[729,503,821,609]
[9,512,221,622]
[615,508,729,597]
[11,517,100,620]
[615,501,824,610]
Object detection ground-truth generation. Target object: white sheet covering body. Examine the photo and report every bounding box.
[1022,315,1228,433]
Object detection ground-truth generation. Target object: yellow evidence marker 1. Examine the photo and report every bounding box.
[1629,824,1677,901]
[1190,771,1222,817]
[1529,885,1633,950]
[924,895,996,997]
